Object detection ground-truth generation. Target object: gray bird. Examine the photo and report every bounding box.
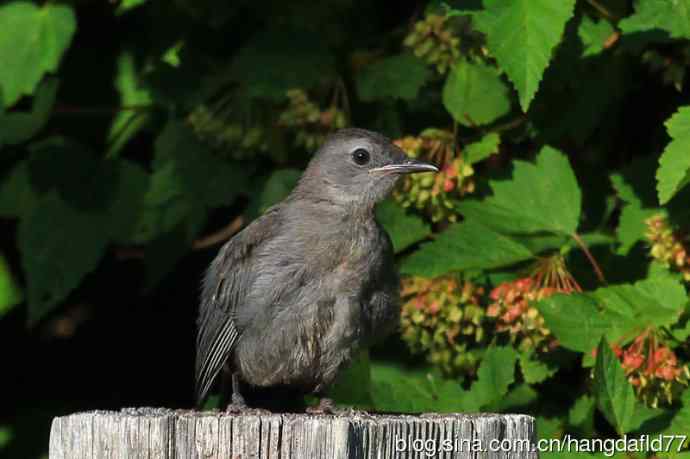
[195,128,438,412]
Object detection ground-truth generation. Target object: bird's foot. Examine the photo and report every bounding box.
[224,394,271,416]
[306,398,375,417]
[224,403,272,416]
[306,397,337,415]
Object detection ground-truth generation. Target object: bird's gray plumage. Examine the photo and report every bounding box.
[195,128,437,406]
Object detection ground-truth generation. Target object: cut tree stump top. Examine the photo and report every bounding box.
[49,408,537,459]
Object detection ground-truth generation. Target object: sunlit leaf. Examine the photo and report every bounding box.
[0,2,76,108]
[473,0,576,111]
[442,59,511,126]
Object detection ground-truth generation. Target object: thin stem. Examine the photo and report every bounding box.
[584,0,618,21]
[491,116,527,133]
[192,215,245,250]
[571,232,607,285]
[463,113,479,130]
[115,216,245,260]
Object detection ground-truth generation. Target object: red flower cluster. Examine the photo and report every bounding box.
[606,333,689,407]
[486,277,558,353]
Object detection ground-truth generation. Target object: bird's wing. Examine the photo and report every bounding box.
[195,206,281,404]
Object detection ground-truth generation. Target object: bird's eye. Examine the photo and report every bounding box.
[352,148,370,166]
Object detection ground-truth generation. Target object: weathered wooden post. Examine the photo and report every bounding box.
[49,408,537,458]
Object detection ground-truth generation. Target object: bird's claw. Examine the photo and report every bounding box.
[306,398,368,416]
[306,398,336,415]
[224,403,271,416]
[224,393,272,415]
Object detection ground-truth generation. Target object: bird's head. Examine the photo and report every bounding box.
[296,128,438,209]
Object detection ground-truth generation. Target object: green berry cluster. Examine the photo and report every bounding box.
[486,278,558,354]
[646,214,690,282]
[393,129,474,223]
[400,276,485,376]
[403,14,460,74]
[278,89,347,152]
[187,103,269,160]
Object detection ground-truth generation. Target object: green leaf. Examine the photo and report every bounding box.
[0,160,41,218]
[457,146,581,235]
[473,0,576,111]
[671,319,690,342]
[615,201,658,255]
[611,156,660,254]
[19,193,109,323]
[611,156,658,206]
[18,141,149,322]
[568,395,595,436]
[619,0,690,40]
[116,0,148,15]
[327,350,372,408]
[134,163,193,243]
[153,121,247,208]
[0,1,76,108]
[467,345,518,408]
[487,384,538,412]
[657,106,690,204]
[0,254,23,318]
[401,220,534,277]
[664,404,690,447]
[109,161,150,243]
[537,293,611,353]
[630,403,667,434]
[133,121,247,243]
[161,41,183,68]
[442,59,511,126]
[507,233,570,255]
[229,29,335,101]
[537,416,564,440]
[356,54,430,102]
[592,276,688,340]
[543,276,687,365]
[529,42,630,146]
[578,16,615,57]
[26,138,149,242]
[370,362,474,413]
[0,77,58,146]
[376,199,431,253]
[519,351,558,384]
[201,394,221,411]
[463,132,501,165]
[443,1,483,17]
[106,52,153,157]
[593,337,637,435]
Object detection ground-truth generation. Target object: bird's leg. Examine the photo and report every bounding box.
[224,373,249,413]
[225,373,272,415]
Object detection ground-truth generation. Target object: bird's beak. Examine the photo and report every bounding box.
[369,159,439,175]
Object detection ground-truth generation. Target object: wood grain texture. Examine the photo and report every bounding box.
[49,408,537,459]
